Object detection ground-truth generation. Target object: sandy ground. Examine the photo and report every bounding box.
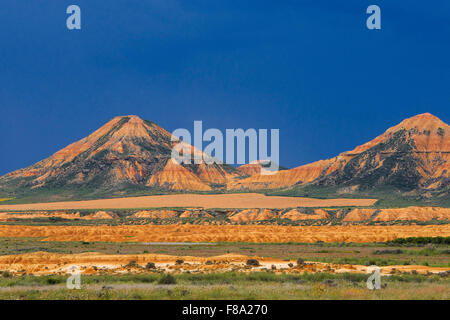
[0,211,114,221]
[0,252,448,276]
[0,224,448,243]
[0,193,377,210]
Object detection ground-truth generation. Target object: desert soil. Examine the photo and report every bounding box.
[1,251,448,276]
[0,193,377,210]
[0,224,448,243]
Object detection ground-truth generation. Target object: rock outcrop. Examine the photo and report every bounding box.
[0,115,242,197]
[229,113,449,195]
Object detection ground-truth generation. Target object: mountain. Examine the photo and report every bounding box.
[229,113,449,197]
[0,115,240,199]
[237,160,289,176]
[0,113,448,202]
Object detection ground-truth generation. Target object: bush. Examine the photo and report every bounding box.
[373,249,404,255]
[158,274,177,285]
[1,271,12,278]
[175,259,184,265]
[139,277,154,283]
[145,262,156,269]
[387,236,450,246]
[125,260,138,268]
[46,277,63,285]
[297,258,305,266]
[246,259,260,267]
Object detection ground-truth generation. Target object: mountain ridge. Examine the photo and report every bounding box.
[0,113,448,202]
[228,113,449,196]
[0,115,241,199]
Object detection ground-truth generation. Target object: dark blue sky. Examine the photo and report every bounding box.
[0,1,449,175]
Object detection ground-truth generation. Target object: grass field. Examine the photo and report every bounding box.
[0,272,448,300]
[0,238,449,267]
[0,237,448,299]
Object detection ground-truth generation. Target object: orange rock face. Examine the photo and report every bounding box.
[343,209,377,222]
[237,162,263,176]
[133,210,178,219]
[373,207,450,222]
[0,211,114,221]
[147,159,212,191]
[229,158,343,190]
[178,210,213,218]
[228,209,280,222]
[342,207,450,222]
[281,209,330,221]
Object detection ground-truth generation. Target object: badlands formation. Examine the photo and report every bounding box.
[1,206,449,224]
[0,225,448,243]
[1,251,448,276]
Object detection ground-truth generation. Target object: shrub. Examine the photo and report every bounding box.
[297,258,305,266]
[46,277,62,285]
[175,259,184,265]
[145,262,156,269]
[158,274,177,285]
[246,259,260,267]
[125,260,138,268]
[1,271,12,278]
[373,249,404,255]
[139,277,154,283]
[387,236,450,246]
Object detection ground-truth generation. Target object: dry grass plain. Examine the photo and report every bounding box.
[0,193,377,210]
[0,224,448,243]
